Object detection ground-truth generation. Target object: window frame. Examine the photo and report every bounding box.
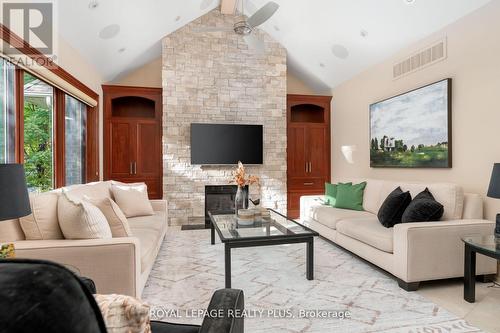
[9,66,98,189]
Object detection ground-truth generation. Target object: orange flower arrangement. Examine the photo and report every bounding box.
[232,161,260,188]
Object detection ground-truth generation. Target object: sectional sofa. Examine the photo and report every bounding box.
[300,179,497,290]
[0,181,167,297]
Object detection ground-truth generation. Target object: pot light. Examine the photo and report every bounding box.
[99,24,120,39]
[405,0,416,4]
[273,25,280,32]
[332,44,349,59]
[118,47,126,53]
[360,29,368,38]
[175,16,181,22]
[319,62,325,68]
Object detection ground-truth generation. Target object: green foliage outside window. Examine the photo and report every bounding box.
[24,101,53,192]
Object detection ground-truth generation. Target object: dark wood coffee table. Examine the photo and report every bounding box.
[209,209,319,288]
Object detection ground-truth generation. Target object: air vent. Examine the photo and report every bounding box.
[393,38,447,79]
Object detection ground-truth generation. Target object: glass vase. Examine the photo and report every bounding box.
[234,186,248,217]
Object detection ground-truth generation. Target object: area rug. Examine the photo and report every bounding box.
[142,229,481,333]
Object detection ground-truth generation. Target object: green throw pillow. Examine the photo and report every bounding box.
[324,182,351,206]
[335,182,367,211]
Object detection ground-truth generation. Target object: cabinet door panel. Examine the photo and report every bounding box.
[136,122,160,177]
[109,122,133,178]
[287,127,307,178]
[307,127,328,178]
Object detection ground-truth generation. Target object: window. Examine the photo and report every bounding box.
[0,60,15,163]
[0,59,98,189]
[23,73,54,192]
[65,95,87,185]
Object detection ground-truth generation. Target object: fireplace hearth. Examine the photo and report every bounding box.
[204,185,248,226]
[181,185,248,230]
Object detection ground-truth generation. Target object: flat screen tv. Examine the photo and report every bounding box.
[191,123,263,165]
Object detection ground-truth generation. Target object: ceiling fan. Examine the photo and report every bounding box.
[195,0,279,54]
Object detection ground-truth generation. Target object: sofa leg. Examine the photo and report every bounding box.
[477,274,496,283]
[397,279,420,291]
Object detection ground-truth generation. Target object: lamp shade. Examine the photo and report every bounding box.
[0,164,31,221]
[487,163,500,199]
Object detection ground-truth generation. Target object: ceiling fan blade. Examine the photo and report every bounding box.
[192,26,233,33]
[243,34,265,54]
[247,1,279,28]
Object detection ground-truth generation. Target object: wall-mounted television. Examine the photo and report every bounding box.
[190,123,263,165]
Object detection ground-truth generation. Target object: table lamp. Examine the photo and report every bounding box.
[487,163,500,238]
[0,164,31,258]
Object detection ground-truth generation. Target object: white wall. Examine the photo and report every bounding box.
[331,1,500,220]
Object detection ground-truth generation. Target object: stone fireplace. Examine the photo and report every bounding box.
[204,185,248,227]
[162,9,287,226]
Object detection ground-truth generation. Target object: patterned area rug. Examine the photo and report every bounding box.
[142,229,481,333]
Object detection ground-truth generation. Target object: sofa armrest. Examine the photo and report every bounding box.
[13,237,141,297]
[199,289,244,333]
[300,195,324,221]
[150,199,167,213]
[393,219,497,282]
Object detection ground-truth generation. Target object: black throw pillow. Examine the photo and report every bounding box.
[377,187,412,228]
[402,188,444,223]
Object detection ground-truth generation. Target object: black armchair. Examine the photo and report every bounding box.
[0,259,244,333]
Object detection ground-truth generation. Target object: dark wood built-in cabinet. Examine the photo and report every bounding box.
[103,85,163,199]
[287,94,332,218]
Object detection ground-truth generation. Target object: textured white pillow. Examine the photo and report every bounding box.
[57,192,112,239]
[94,294,150,333]
[19,191,64,240]
[86,196,132,237]
[111,183,154,218]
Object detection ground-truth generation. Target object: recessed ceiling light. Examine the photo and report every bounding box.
[99,24,120,39]
[88,0,99,9]
[405,0,416,4]
[118,47,126,53]
[273,25,280,32]
[175,16,181,22]
[360,29,368,38]
[319,62,325,68]
[332,44,349,59]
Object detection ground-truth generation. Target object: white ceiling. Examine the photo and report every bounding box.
[58,0,491,88]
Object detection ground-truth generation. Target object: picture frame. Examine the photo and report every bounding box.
[369,78,452,168]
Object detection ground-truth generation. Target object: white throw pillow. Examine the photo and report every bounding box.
[111,183,154,218]
[19,191,64,240]
[86,196,132,237]
[94,294,150,333]
[57,192,112,239]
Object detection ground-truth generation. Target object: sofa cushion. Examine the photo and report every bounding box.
[58,192,112,240]
[325,182,351,206]
[19,192,63,240]
[379,181,463,220]
[335,182,367,211]
[111,183,154,218]
[310,206,375,229]
[402,188,444,223]
[128,212,166,272]
[86,197,132,237]
[63,181,113,201]
[377,187,412,228]
[336,218,394,253]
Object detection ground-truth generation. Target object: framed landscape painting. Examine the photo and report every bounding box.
[370,78,452,168]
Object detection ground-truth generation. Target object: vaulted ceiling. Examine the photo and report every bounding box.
[58,0,491,88]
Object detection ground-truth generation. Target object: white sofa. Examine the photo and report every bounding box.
[0,181,167,298]
[300,179,497,290]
